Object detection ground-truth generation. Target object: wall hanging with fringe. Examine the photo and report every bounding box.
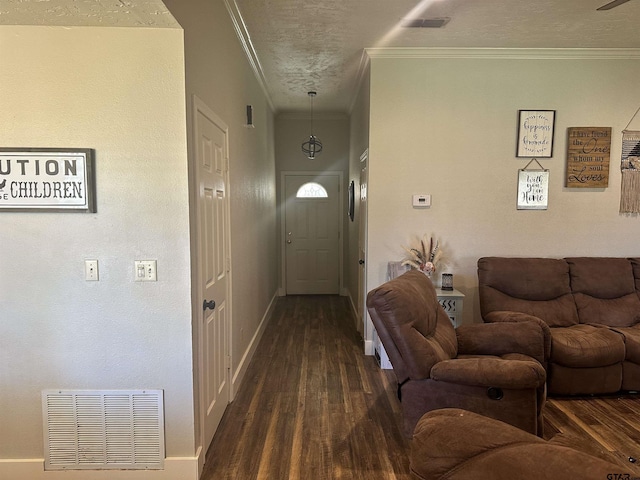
[619,130,640,214]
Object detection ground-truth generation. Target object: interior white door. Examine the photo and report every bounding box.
[284,174,340,295]
[193,96,231,456]
[357,152,368,337]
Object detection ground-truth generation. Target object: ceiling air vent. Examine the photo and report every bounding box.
[42,389,165,470]
[401,17,450,28]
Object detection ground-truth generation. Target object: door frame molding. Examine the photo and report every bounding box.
[357,149,374,355]
[279,171,344,296]
[191,94,233,476]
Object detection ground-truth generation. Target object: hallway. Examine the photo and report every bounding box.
[200,295,412,479]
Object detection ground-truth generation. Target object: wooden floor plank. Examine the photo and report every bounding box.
[202,294,640,479]
[545,396,640,475]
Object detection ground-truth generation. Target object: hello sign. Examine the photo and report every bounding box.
[0,148,96,212]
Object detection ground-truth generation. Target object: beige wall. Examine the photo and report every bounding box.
[274,114,350,294]
[366,50,640,335]
[0,24,194,476]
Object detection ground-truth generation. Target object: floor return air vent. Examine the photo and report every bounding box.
[42,389,165,470]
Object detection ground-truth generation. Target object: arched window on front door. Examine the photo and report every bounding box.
[296,182,328,198]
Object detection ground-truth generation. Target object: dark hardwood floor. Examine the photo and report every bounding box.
[201,295,640,479]
[544,395,640,476]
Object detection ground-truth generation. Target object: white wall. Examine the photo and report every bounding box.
[0,23,194,475]
[161,1,278,469]
[366,50,640,331]
[163,0,278,383]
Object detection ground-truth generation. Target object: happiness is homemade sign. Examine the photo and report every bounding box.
[0,148,96,212]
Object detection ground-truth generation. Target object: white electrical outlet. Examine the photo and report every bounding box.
[85,260,99,281]
[134,260,157,282]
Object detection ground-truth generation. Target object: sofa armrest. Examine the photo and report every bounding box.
[456,319,549,366]
[430,356,546,389]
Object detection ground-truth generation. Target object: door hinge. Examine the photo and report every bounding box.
[226,257,231,272]
[225,355,231,369]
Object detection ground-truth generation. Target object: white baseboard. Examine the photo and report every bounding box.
[0,457,199,480]
[364,339,375,356]
[231,291,277,394]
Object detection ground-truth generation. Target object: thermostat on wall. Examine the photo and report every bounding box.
[412,194,431,208]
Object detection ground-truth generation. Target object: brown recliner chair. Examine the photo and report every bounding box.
[411,409,635,480]
[367,270,547,437]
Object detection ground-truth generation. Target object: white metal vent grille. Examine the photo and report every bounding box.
[42,389,164,470]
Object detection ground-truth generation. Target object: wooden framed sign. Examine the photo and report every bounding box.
[565,127,611,188]
[0,148,96,212]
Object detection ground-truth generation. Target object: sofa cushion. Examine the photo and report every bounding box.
[567,257,640,327]
[550,325,625,368]
[630,258,640,296]
[478,257,579,327]
[610,325,640,363]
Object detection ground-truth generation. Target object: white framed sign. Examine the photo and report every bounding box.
[0,148,96,212]
[517,168,549,210]
[516,110,556,158]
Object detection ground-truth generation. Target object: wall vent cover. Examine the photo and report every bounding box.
[42,389,164,470]
[401,17,451,28]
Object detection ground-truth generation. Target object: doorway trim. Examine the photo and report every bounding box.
[191,94,233,476]
[279,171,344,296]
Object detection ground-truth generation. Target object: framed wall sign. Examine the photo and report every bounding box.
[565,127,611,188]
[516,110,556,158]
[0,148,96,212]
[517,160,549,210]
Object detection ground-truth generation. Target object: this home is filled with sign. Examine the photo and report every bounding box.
[517,159,549,210]
[0,148,96,212]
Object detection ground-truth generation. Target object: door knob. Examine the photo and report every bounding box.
[203,299,216,311]
[359,259,365,265]
[287,239,292,244]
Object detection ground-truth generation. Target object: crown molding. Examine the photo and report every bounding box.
[348,50,371,115]
[223,0,275,112]
[365,47,640,60]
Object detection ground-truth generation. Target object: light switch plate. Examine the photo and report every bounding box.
[85,260,99,281]
[134,260,157,282]
[412,194,431,208]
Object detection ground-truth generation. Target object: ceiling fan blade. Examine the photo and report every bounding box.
[597,0,632,10]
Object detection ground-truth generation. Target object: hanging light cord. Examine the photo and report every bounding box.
[301,91,323,159]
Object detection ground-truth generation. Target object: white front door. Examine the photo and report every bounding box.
[193,96,231,460]
[284,174,340,295]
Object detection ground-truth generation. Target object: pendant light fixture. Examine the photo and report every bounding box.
[301,91,323,159]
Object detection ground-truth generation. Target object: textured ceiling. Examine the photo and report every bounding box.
[3,1,639,113]
[0,0,177,27]
[232,0,640,113]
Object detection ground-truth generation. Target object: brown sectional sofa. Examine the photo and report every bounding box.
[478,256,640,395]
